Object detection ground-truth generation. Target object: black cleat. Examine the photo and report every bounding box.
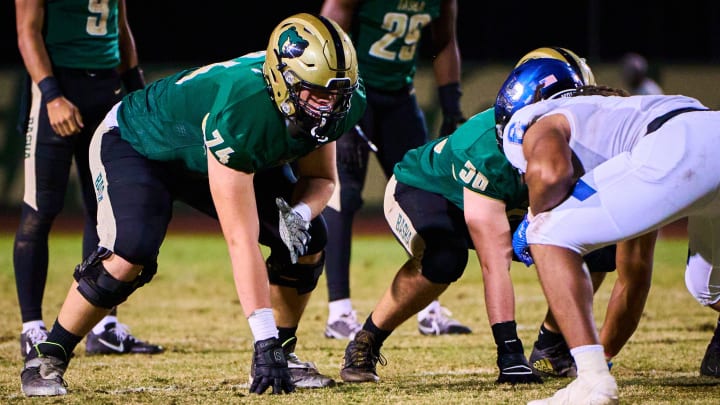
[529,339,577,378]
[340,330,386,383]
[700,340,720,377]
[86,322,164,355]
[497,352,543,384]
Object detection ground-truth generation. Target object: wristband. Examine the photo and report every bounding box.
[247,308,278,342]
[121,66,145,93]
[38,76,63,103]
[438,82,462,116]
[292,202,312,222]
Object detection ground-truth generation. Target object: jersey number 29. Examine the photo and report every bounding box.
[370,13,431,62]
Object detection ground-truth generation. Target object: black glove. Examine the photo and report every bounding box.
[438,82,466,137]
[337,126,370,170]
[249,337,295,394]
[439,113,466,137]
[276,197,311,264]
[121,66,145,93]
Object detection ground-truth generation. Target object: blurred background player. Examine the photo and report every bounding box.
[13,0,161,357]
[620,52,664,95]
[18,13,366,396]
[320,0,469,340]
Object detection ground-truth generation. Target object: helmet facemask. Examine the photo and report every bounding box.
[283,70,355,142]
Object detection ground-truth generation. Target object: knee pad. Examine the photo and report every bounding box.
[73,248,157,309]
[266,252,325,294]
[685,251,720,306]
[421,246,468,284]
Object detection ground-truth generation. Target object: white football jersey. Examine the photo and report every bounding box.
[501,94,707,173]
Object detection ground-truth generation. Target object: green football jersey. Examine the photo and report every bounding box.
[45,0,120,69]
[394,108,528,216]
[117,52,366,174]
[352,0,441,90]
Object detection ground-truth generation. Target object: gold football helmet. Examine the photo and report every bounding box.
[515,46,596,86]
[264,13,358,141]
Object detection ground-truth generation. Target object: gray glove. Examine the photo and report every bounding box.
[276,197,311,264]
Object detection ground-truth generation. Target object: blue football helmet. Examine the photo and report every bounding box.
[515,46,596,86]
[494,58,584,145]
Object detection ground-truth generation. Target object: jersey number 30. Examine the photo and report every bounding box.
[459,161,489,192]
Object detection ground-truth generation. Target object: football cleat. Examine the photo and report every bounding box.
[325,311,362,340]
[340,330,386,383]
[283,337,335,388]
[85,322,164,355]
[20,326,48,357]
[417,302,472,336]
[530,339,577,378]
[527,373,618,405]
[497,352,543,384]
[700,339,720,377]
[21,354,68,397]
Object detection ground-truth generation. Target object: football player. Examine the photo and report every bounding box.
[509,47,616,379]
[319,0,470,340]
[498,57,720,403]
[620,52,664,95]
[13,0,161,358]
[19,13,366,396]
[338,48,616,385]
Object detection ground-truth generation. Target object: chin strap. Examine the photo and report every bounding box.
[310,116,329,143]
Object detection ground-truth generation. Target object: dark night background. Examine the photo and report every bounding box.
[1,0,718,217]
[2,1,720,68]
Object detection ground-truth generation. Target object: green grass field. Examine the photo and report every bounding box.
[1,232,719,404]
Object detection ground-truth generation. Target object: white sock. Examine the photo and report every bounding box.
[22,320,46,333]
[328,298,353,322]
[247,308,278,342]
[92,315,118,334]
[571,344,610,375]
[417,300,440,320]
